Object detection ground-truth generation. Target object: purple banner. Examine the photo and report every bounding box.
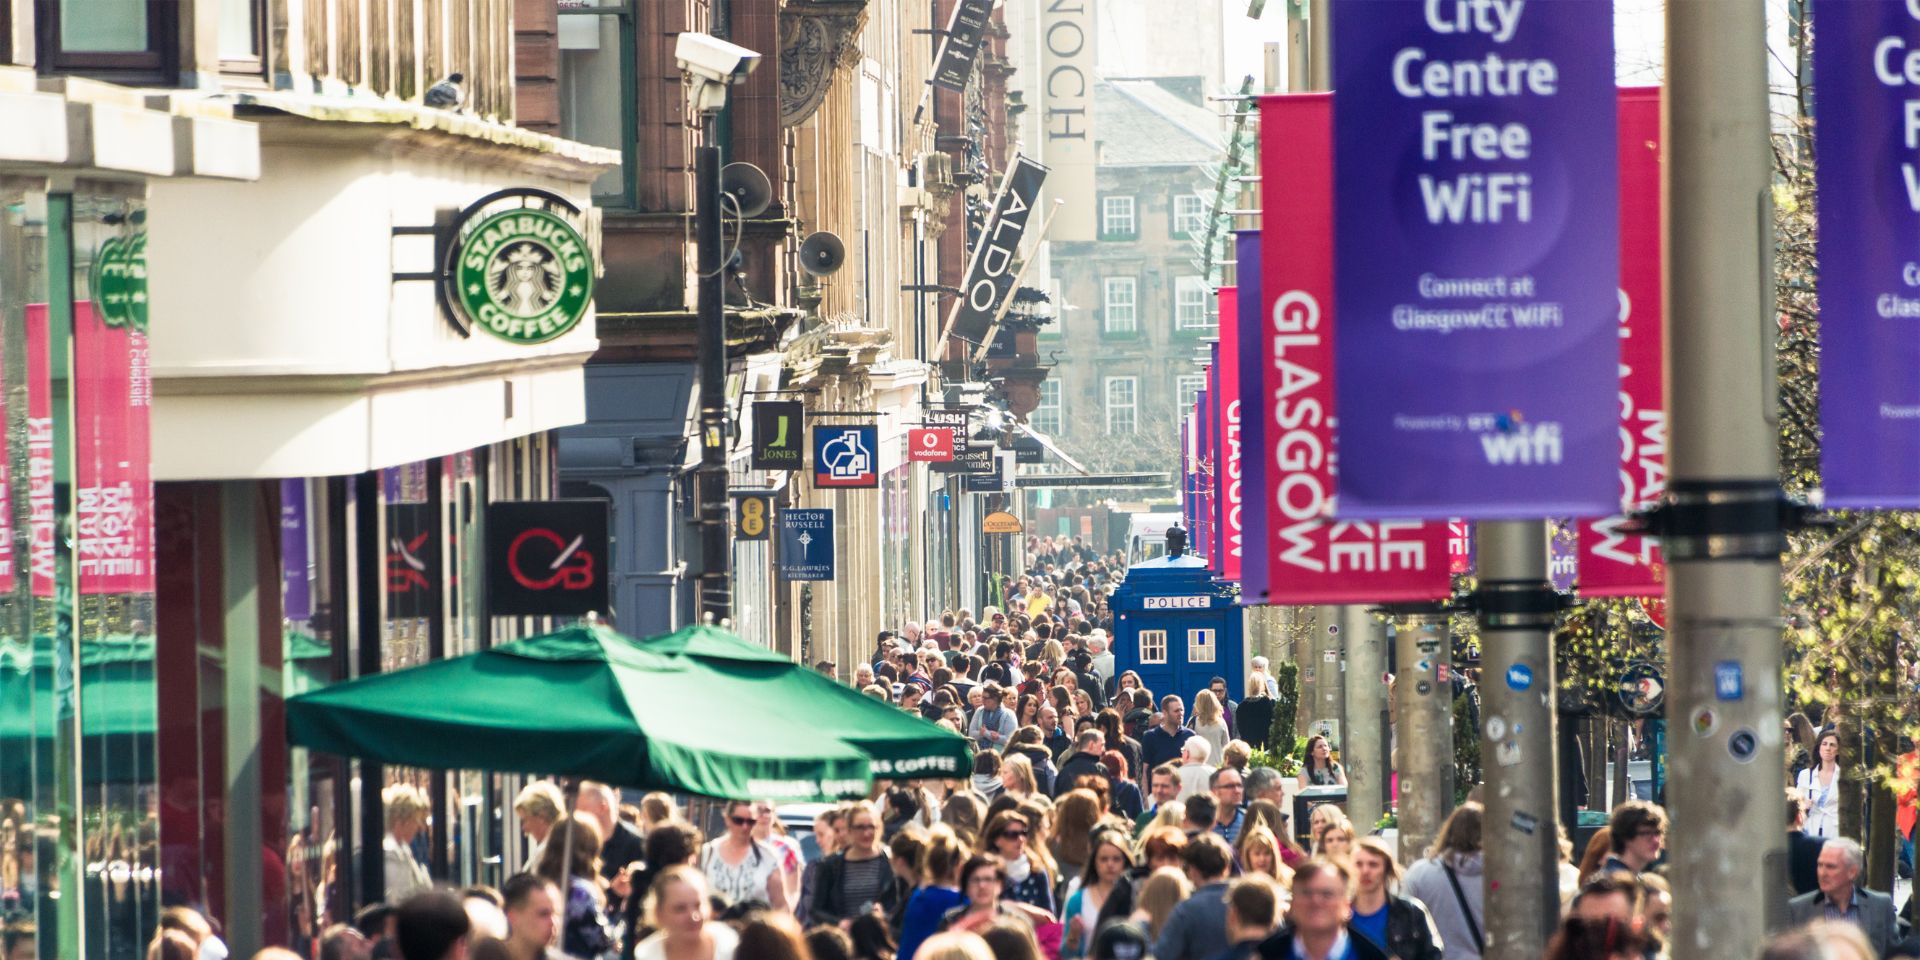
[1197,389,1213,564]
[1236,230,1268,603]
[1549,519,1578,593]
[1816,2,1920,506]
[1331,0,1619,519]
[281,478,313,621]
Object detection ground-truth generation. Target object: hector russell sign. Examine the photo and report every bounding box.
[442,192,595,345]
[1331,0,1619,519]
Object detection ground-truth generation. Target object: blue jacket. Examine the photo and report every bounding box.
[1155,881,1230,960]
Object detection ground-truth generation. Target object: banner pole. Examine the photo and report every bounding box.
[1340,604,1387,831]
[1474,519,1561,960]
[1664,2,1787,954]
[1391,605,1455,862]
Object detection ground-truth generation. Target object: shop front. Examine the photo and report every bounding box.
[141,104,615,956]
[0,70,260,960]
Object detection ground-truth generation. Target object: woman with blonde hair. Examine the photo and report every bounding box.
[635,866,736,960]
[1236,823,1294,886]
[1128,866,1193,940]
[999,753,1039,801]
[382,783,433,903]
[1316,820,1356,860]
[1190,690,1232,761]
[914,931,995,960]
[638,793,676,834]
[1042,639,1067,671]
[1148,800,1186,834]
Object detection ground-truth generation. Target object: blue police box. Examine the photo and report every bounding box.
[1111,553,1244,714]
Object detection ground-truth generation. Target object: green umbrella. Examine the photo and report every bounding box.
[285,623,961,801]
[642,624,972,780]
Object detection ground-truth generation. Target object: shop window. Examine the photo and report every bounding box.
[1139,629,1168,664]
[560,3,637,207]
[1188,628,1217,663]
[37,0,177,78]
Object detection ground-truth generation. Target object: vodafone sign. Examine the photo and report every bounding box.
[908,428,956,462]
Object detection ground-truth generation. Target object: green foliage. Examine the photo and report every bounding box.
[1376,809,1399,831]
[1271,660,1299,751]
[1453,691,1480,805]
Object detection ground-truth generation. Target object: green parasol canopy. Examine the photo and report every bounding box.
[285,623,968,801]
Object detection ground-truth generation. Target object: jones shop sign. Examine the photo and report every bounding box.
[441,190,595,345]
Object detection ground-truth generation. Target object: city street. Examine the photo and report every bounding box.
[0,2,1913,960]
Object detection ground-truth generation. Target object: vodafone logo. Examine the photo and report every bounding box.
[908,427,956,462]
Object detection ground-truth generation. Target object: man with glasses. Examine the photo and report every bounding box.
[1255,858,1390,960]
[1210,767,1247,844]
[1602,800,1667,875]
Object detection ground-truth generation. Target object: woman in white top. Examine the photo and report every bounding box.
[1189,690,1232,761]
[382,783,433,904]
[635,866,737,960]
[698,800,788,909]
[1796,729,1843,838]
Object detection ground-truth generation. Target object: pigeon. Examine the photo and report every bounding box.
[424,73,465,109]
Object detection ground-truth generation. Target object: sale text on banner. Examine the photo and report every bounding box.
[1331,0,1620,519]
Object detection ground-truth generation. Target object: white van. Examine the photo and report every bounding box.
[1125,512,1183,565]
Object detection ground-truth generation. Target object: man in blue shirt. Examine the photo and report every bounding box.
[1140,694,1196,770]
[1210,767,1247,844]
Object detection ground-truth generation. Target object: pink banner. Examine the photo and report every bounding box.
[1448,521,1473,575]
[1218,287,1243,582]
[1256,94,1450,604]
[1577,88,1666,598]
[24,300,155,597]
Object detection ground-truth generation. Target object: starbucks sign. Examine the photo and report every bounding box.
[441,191,594,345]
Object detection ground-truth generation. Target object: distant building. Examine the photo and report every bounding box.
[1044,77,1224,488]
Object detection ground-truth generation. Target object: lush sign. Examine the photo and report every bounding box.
[1331,0,1619,519]
[443,195,594,345]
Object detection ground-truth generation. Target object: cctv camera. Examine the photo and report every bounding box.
[675,32,761,87]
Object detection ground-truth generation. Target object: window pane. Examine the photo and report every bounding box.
[1189,629,1216,662]
[560,13,627,200]
[220,0,260,58]
[1140,630,1167,664]
[62,0,148,51]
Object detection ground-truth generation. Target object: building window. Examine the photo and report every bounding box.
[1188,628,1217,663]
[1139,629,1168,664]
[560,3,638,207]
[219,0,264,75]
[1031,379,1063,436]
[1102,277,1137,334]
[1101,196,1137,239]
[1176,374,1206,411]
[1175,276,1215,332]
[1174,194,1208,236]
[1105,376,1138,435]
[38,0,175,76]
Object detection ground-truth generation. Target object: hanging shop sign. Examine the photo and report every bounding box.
[1255,94,1451,604]
[1040,0,1097,240]
[733,492,773,541]
[982,511,1023,535]
[908,427,957,462]
[777,508,836,581]
[1331,1,1619,519]
[1235,233,1268,603]
[1011,434,1045,464]
[440,188,594,345]
[812,424,879,489]
[1814,2,1920,506]
[926,410,971,472]
[486,499,610,617]
[930,0,995,91]
[1578,87,1667,597]
[939,155,1049,356]
[752,401,806,470]
[92,231,148,332]
[963,449,1017,494]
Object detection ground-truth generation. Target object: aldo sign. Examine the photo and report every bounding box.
[442,190,595,345]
